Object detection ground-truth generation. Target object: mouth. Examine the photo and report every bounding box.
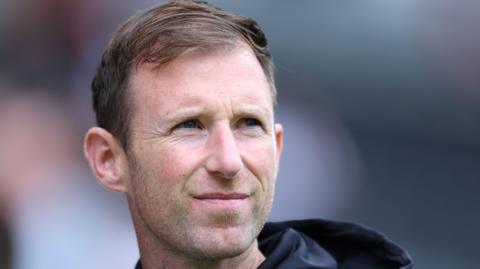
[192,193,250,207]
[194,193,249,200]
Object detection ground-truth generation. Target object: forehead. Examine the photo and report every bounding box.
[129,46,274,118]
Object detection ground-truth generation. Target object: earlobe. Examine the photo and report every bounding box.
[84,127,129,193]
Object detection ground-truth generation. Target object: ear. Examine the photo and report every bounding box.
[274,123,284,175]
[84,127,129,193]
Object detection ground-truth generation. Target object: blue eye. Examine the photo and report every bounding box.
[243,118,261,127]
[178,119,200,129]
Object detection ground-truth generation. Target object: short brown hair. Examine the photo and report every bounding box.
[91,0,275,149]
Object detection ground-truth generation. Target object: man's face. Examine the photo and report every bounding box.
[125,46,283,259]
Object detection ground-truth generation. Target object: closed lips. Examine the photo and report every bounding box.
[194,193,249,200]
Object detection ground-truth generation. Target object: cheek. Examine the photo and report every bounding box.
[141,144,204,187]
[241,140,277,175]
[240,140,278,206]
[131,152,190,219]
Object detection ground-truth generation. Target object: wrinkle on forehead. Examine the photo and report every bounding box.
[131,44,272,98]
[129,44,275,135]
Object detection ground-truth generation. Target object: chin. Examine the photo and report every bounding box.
[188,225,256,260]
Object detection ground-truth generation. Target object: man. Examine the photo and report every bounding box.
[84,1,413,268]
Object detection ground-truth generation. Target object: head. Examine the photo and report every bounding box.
[91,0,276,150]
[84,0,283,267]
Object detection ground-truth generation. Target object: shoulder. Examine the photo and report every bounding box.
[258,219,413,269]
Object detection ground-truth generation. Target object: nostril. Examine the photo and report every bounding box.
[223,162,243,179]
[205,150,243,179]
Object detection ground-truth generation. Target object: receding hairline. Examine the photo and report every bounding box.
[126,42,277,111]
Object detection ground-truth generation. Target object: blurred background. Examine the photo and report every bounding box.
[0,0,478,268]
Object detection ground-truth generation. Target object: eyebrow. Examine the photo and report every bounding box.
[234,105,271,120]
[159,107,206,127]
[157,102,272,127]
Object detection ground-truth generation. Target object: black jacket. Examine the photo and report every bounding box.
[135,219,413,269]
[258,219,412,269]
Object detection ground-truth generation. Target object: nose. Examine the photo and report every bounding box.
[205,124,243,179]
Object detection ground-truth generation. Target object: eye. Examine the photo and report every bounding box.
[175,119,202,130]
[244,118,260,127]
[242,118,262,128]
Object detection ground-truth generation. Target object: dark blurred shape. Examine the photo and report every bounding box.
[419,0,480,107]
[0,218,11,269]
[1,0,79,93]
[0,0,116,98]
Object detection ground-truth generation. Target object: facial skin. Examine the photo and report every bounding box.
[85,45,283,269]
